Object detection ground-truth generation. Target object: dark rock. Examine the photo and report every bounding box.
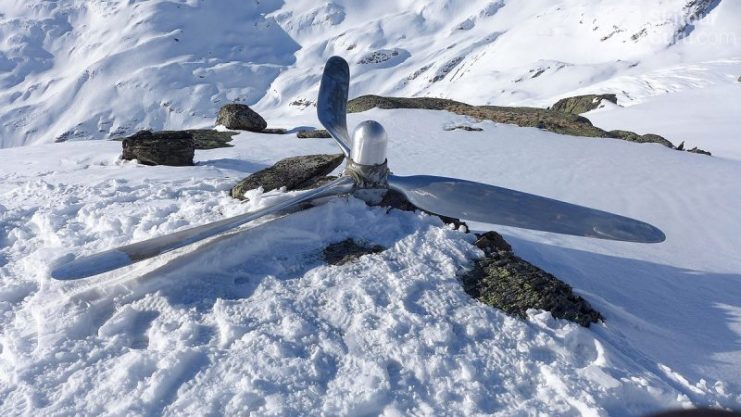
[608,130,674,148]
[293,175,340,190]
[216,104,267,132]
[115,129,237,150]
[676,141,711,156]
[687,146,712,156]
[550,94,618,115]
[323,239,386,266]
[444,125,484,132]
[297,129,332,139]
[474,231,512,253]
[261,128,288,134]
[230,154,345,200]
[121,130,195,166]
[379,189,469,232]
[186,129,238,149]
[460,231,603,327]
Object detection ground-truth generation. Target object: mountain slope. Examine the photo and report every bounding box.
[1,0,739,155]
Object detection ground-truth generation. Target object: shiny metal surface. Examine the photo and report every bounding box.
[388,174,666,243]
[52,176,356,280]
[317,56,352,156]
[351,120,388,165]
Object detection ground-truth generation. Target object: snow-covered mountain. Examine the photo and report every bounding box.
[1,0,740,155]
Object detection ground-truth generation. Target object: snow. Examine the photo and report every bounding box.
[1,108,740,415]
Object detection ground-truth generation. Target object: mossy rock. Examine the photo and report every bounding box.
[323,239,386,266]
[113,129,238,150]
[185,129,238,149]
[297,129,332,139]
[230,153,345,200]
[347,95,610,138]
[550,94,618,115]
[460,231,603,327]
[608,130,674,148]
[120,130,194,166]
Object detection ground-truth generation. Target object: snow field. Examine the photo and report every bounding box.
[1,109,740,415]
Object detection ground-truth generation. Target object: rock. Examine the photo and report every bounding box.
[687,146,712,156]
[677,141,711,156]
[186,129,238,149]
[347,95,612,138]
[216,104,267,132]
[473,231,512,253]
[297,129,332,139]
[551,94,618,115]
[347,95,687,152]
[460,231,603,327]
[121,130,195,166]
[323,239,386,266]
[444,125,483,132]
[379,189,469,231]
[115,129,237,150]
[261,128,288,134]
[608,130,674,148]
[230,154,345,199]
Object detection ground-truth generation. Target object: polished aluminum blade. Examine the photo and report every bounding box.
[52,176,356,280]
[318,56,352,156]
[388,175,665,243]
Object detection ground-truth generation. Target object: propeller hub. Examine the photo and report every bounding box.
[351,120,388,166]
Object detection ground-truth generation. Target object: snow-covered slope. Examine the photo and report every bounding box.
[1,109,740,415]
[1,0,740,156]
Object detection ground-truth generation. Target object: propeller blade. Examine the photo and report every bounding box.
[318,56,352,156]
[52,176,356,280]
[388,175,666,243]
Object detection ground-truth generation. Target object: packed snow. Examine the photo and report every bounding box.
[1,109,740,415]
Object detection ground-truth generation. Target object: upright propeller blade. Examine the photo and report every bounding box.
[52,176,356,280]
[318,56,352,156]
[388,174,666,243]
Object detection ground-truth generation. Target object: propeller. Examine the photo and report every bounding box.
[387,175,665,243]
[51,56,665,280]
[317,56,352,156]
[52,177,354,280]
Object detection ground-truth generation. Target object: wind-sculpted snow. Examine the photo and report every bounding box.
[1,110,739,415]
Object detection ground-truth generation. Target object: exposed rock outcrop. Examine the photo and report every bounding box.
[348,95,613,138]
[230,154,345,200]
[550,94,618,115]
[121,130,195,166]
[323,239,386,266]
[261,128,288,134]
[444,125,483,132]
[186,129,238,149]
[608,130,674,148]
[297,129,332,139]
[460,231,603,327]
[216,104,267,132]
[347,95,682,149]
